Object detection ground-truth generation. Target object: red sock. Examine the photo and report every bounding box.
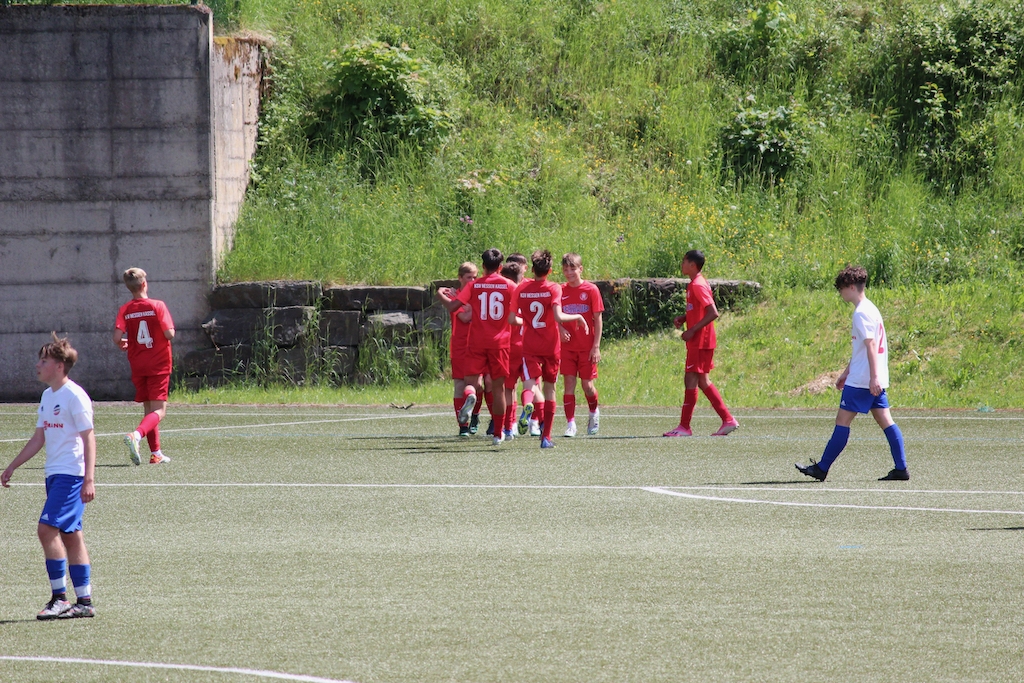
[534,400,545,429]
[586,391,599,412]
[454,397,465,420]
[702,383,733,423]
[147,425,160,453]
[521,389,534,407]
[680,389,698,429]
[137,411,161,438]
[463,386,475,399]
[543,400,556,439]
[563,395,576,422]
[505,400,516,432]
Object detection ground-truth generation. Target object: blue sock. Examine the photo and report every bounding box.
[69,564,91,602]
[45,558,67,596]
[884,424,907,471]
[819,425,850,472]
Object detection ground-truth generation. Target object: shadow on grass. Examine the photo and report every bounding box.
[967,526,1024,531]
[0,618,38,625]
[732,480,821,486]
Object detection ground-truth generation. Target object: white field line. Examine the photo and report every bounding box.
[0,656,356,683]
[0,412,450,443]
[644,486,1024,515]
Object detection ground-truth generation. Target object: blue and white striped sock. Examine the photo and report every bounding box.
[45,558,67,596]
[69,564,91,602]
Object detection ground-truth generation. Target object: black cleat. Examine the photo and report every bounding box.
[469,414,480,434]
[485,419,494,436]
[878,468,910,481]
[458,424,471,437]
[795,460,828,481]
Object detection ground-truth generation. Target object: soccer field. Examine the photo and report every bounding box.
[1,404,1022,682]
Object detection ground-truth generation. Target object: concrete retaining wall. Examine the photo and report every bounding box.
[0,6,262,400]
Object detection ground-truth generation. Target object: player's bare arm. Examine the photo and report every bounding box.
[1,427,45,487]
[456,305,472,324]
[558,324,570,343]
[835,363,851,390]
[164,328,175,341]
[864,337,882,396]
[113,327,128,350]
[681,304,719,342]
[81,429,96,503]
[438,287,468,313]
[552,304,589,337]
[590,311,603,364]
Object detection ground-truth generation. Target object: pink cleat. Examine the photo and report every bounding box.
[711,420,740,436]
[663,425,693,437]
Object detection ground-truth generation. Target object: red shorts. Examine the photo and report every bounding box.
[560,348,598,380]
[685,347,715,374]
[504,346,525,390]
[465,347,510,380]
[524,354,560,384]
[450,353,468,381]
[132,374,170,402]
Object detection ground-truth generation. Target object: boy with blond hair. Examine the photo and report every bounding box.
[447,262,478,436]
[2,334,97,619]
[559,253,604,436]
[114,267,175,465]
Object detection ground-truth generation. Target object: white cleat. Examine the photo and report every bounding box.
[124,432,142,466]
[587,408,600,435]
[711,419,740,436]
[492,433,505,446]
[564,420,577,438]
[528,419,541,437]
[458,393,476,426]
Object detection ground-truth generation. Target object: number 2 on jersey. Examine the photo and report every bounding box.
[477,291,505,321]
[136,320,155,349]
[529,301,546,328]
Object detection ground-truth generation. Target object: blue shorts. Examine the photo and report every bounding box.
[40,474,85,533]
[839,386,890,414]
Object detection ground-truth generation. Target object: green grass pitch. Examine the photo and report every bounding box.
[2,405,1023,682]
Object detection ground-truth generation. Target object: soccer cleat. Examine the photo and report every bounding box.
[37,596,72,620]
[124,432,142,466]
[517,404,534,436]
[492,433,504,446]
[663,425,693,437]
[458,395,476,428]
[58,601,95,619]
[503,429,515,441]
[529,419,541,437]
[469,413,480,435]
[458,424,471,437]
[485,419,495,436]
[878,468,910,481]
[711,419,740,436]
[564,420,577,438]
[540,437,556,449]
[587,408,600,435]
[795,460,828,481]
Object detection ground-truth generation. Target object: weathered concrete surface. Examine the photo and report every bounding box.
[0,6,262,400]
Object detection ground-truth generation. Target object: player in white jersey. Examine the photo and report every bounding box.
[795,266,909,482]
[2,334,97,619]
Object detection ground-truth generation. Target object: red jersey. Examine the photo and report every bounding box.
[685,273,716,350]
[449,294,471,359]
[455,271,516,350]
[514,278,562,357]
[116,297,175,376]
[560,280,604,353]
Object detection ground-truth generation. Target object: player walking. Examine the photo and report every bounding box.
[2,334,97,619]
[559,253,604,436]
[446,262,478,436]
[115,268,175,465]
[795,265,909,481]
[664,250,739,437]
[510,250,589,449]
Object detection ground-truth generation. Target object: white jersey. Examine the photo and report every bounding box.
[35,380,94,477]
[847,298,889,390]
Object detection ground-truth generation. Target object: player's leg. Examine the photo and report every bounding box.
[59,530,94,617]
[665,371,699,436]
[142,395,170,463]
[872,403,909,480]
[489,349,510,445]
[694,353,738,435]
[581,375,600,436]
[540,377,558,448]
[479,374,492,435]
[459,373,480,429]
[453,377,468,433]
[37,522,72,619]
[796,406,857,481]
[562,371,578,437]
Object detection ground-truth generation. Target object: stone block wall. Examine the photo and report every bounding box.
[181,278,760,387]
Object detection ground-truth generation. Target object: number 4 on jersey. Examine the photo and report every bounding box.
[136,320,155,349]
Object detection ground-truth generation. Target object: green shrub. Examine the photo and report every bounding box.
[720,99,811,185]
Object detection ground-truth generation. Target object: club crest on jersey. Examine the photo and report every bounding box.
[580,292,588,301]
[53,404,61,416]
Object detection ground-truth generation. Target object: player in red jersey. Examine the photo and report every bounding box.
[446,262,478,436]
[558,253,604,437]
[663,250,739,437]
[500,256,528,441]
[113,268,175,464]
[438,248,516,445]
[510,250,589,449]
